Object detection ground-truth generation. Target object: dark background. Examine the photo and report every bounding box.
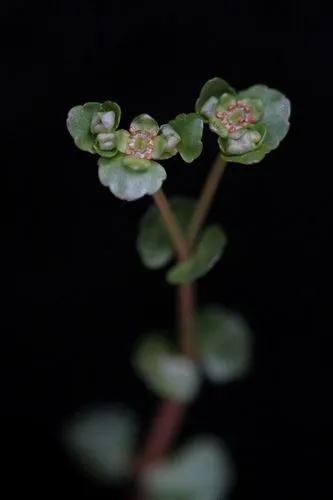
[5,1,329,498]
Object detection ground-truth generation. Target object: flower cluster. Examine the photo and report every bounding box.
[196,78,290,164]
[66,78,290,200]
[67,101,203,201]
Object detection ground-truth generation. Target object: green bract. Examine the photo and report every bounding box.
[137,197,195,269]
[67,101,121,157]
[133,333,201,403]
[98,154,167,202]
[196,78,290,164]
[196,306,252,383]
[169,113,204,163]
[142,436,234,500]
[167,225,227,285]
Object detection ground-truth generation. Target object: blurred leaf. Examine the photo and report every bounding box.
[167,225,227,284]
[98,154,166,201]
[142,436,235,500]
[196,306,252,383]
[195,77,236,115]
[133,333,200,403]
[137,197,195,269]
[64,406,137,483]
[168,113,203,163]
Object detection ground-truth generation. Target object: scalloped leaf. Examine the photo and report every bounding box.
[168,113,203,163]
[142,436,235,500]
[64,406,137,483]
[98,154,166,201]
[195,77,236,115]
[137,197,195,269]
[66,102,101,153]
[133,333,200,402]
[167,225,227,285]
[238,85,290,150]
[196,306,252,383]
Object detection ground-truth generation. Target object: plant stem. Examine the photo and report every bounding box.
[136,191,195,473]
[152,190,188,262]
[177,283,196,359]
[187,155,227,249]
[136,154,225,478]
[135,400,185,472]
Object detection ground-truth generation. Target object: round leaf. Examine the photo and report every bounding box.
[167,225,227,285]
[66,102,101,153]
[237,85,291,150]
[196,306,252,383]
[98,154,166,201]
[168,113,203,163]
[137,197,195,269]
[142,436,235,500]
[133,333,200,403]
[195,77,236,115]
[64,406,137,483]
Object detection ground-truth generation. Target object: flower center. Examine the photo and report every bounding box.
[216,100,257,134]
[126,130,155,160]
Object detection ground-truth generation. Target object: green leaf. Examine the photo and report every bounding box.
[218,139,270,164]
[196,306,252,383]
[101,101,121,129]
[137,197,195,269]
[98,154,166,201]
[168,113,203,163]
[66,102,101,153]
[64,406,137,483]
[154,124,181,160]
[142,436,234,500]
[133,333,200,403]
[195,77,236,115]
[167,225,227,285]
[238,85,290,150]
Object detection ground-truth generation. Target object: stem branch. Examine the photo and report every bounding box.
[187,155,227,248]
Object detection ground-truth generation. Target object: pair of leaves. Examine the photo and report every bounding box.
[196,305,252,383]
[142,436,234,500]
[133,333,200,403]
[196,77,291,164]
[64,406,137,483]
[65,408,234,500]
[137,197,227,283]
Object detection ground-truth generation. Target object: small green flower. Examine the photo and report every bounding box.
[196,78,290,164]
[114,113,181,172]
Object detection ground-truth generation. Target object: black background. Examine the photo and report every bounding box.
[5,1,329,498]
